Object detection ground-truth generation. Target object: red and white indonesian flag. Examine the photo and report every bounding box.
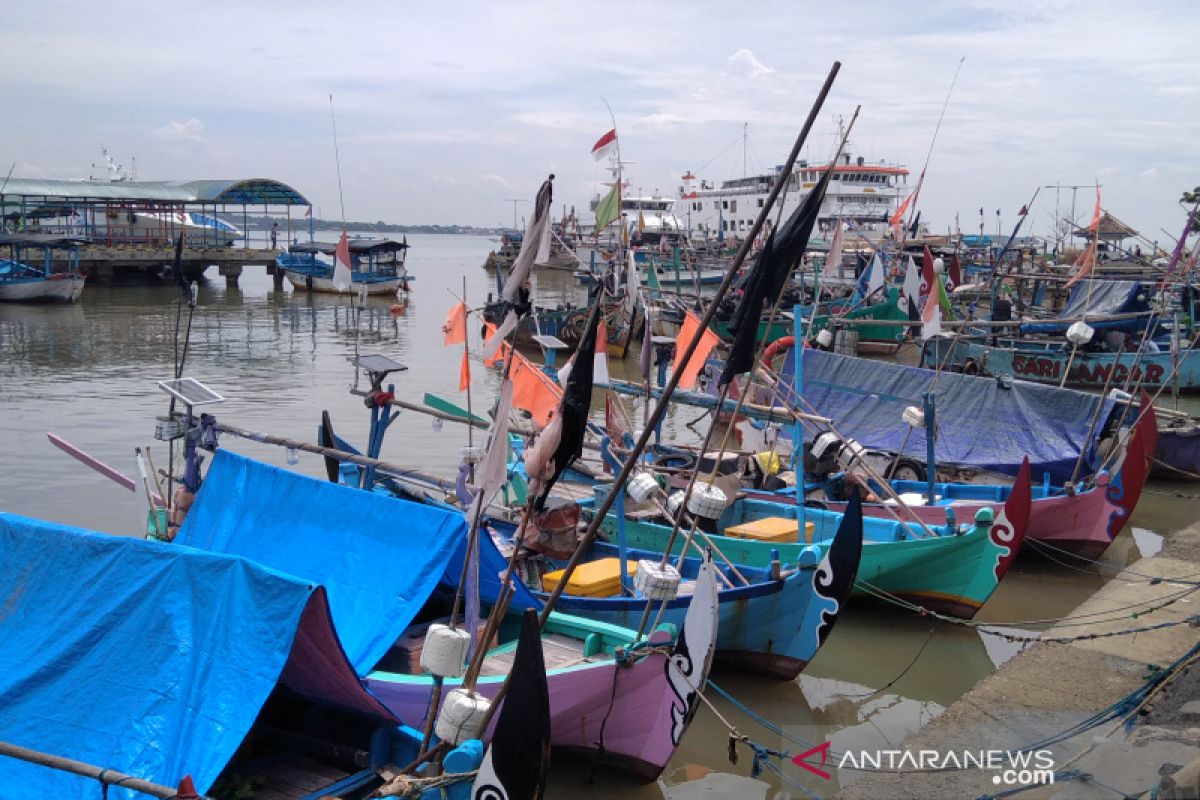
[591,128,618,161]
[921,284,942,340]
[333,230,353,292]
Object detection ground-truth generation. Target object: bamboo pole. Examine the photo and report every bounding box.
[213,423,460,494]
[0,741,203,799]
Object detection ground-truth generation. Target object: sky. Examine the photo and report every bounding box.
[3,0,1197,244]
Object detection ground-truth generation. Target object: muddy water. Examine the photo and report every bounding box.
[1,233,1194,798]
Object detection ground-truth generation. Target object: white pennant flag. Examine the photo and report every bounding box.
[469,378,515,519]
[866,253,884,298]
[332,230,353,292]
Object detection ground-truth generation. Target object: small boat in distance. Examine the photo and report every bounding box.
[279,236,410,295]
[0,234,87,303]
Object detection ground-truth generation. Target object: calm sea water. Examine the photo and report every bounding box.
[0,233,1193,798]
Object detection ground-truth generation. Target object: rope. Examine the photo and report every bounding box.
[852,577,1200,638]
[839,621,939,700]
[1149,455,1200,481]
[1024,537,1200,585]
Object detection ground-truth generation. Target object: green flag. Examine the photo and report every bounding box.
[937,274,955,319]
[646,261,662,291]
[594,183,620,232]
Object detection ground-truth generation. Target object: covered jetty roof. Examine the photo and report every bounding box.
[1073,211,1138,240]
[0,177,310,206]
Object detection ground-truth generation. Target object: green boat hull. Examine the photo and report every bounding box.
[600,511,1008,618]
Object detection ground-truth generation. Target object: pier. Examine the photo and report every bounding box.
[0,177,311,286]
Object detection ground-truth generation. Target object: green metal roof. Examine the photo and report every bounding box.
[0,178,310,206]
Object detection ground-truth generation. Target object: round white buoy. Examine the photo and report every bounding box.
[933,257,944,274]
[816,328,834,348]
[687,483,727,519]
[1066,321,1095,346]
[627,471,660,503]
[435,688,491,745]
[460,445,484,465]
[420,624,470,678]
[902,406,925,429]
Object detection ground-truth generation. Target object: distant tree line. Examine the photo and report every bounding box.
[232,213,501,236]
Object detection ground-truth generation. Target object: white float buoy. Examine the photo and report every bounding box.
[687,483,727,519]
[435,688,491,745]
[419,624,470,678]
[627,471,660,503]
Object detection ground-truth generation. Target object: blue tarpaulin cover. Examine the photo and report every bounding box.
[177,450,537,673]
[1022,280,1150,334]
[781,348,1111,481]
[0,512,391,798]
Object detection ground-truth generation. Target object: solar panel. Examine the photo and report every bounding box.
[531,335,569,349]
[354,354,408,374]
[158,378,225,407]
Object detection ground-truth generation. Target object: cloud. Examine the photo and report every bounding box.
[149,118,207,145]
[1140,168,1160,180]
[727,48,775,79]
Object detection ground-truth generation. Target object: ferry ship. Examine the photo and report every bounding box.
[679,144,910,246]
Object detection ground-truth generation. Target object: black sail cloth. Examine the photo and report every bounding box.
[719,165,835,387]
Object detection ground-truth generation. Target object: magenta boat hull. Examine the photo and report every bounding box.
[366,653,683,779]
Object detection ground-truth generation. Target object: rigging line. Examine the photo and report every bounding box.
[1025,536,1200,585]
[329,94,347,228]
[852,576,1200,629]
[903,56,966,234]
[695,132,750,175]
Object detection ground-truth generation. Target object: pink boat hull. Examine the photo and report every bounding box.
[816,472,1124,561]
[366,653,682,779]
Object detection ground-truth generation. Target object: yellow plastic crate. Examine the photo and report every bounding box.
[542,558,638,597]
[724,516,814,544]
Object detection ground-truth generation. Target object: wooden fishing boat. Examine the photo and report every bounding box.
[599,464,1029,620]
[176,448,718,780]
[366,593,715,780]
[492,495,863,681]
[746,407,1154,560]
[279,237,410,295]
[0,511,489,799]
[922,335,1200,393]
[0,234,86,303]
[807,286,911,354]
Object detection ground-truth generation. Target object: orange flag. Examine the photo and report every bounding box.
[458,350,471,391]
[443,302,467,346]
[672,311,721,390]
[1066,187,1103,288]
[510,350,563,427]
[482,322,508,366]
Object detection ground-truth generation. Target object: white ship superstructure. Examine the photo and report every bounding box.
[679,151,909,245]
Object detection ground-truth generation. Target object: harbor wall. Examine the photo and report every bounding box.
[836,523,1200,799]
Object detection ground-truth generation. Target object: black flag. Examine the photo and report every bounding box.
[470,609,551,799]
[526,301,602,509]
[719,164,835,387]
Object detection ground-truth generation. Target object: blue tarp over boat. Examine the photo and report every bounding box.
[0,512,393,798]
[1022,280,1151,335]
[177,450,537,675]
[781,348,1112,481]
